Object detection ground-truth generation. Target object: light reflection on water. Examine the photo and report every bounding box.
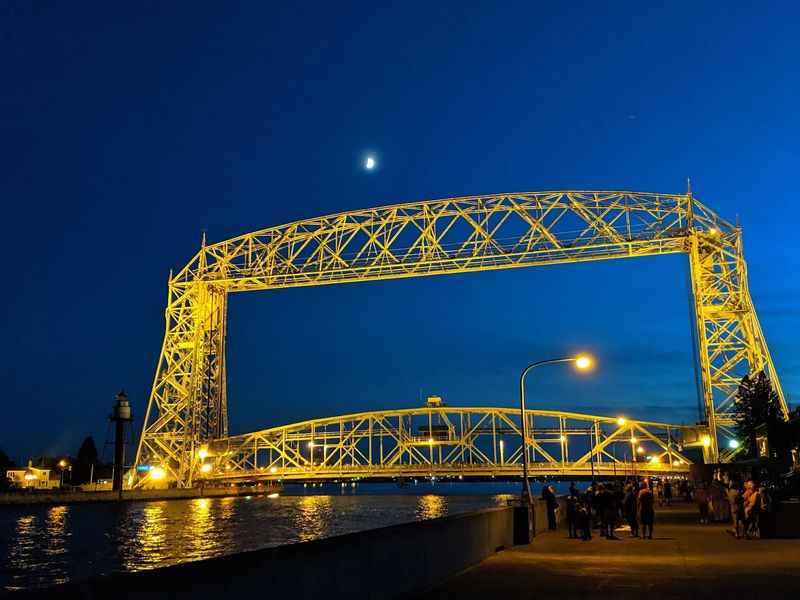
[1,488,517,592]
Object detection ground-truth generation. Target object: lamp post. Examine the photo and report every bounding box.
[519,354,593,507]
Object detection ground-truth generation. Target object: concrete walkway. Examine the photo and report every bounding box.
[424,503,800,599]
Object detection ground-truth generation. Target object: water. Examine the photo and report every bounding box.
[0,482,534,592]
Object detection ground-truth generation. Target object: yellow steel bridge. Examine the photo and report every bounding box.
[132,189,786,488]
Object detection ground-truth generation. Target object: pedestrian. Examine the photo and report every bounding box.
[542,485,558,530]
[622,484,639,537]
[730,487,745,539]
[663,480,673,506]
[655,481,664,507]
[578,492,592,540]
[638,481,655,539]
[566,492,578,539]
[569,481,578,498]
[743,480,761,538]
[603,486,618,539]
[696,483,709,524]
[594,483,607,537]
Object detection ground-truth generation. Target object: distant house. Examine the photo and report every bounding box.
[6,460,60,490]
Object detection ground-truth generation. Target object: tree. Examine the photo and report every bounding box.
[734,371,784,459]
[73,436,99,484]
[0,448,13,491]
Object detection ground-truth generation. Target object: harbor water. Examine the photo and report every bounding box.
[0,481,542,592]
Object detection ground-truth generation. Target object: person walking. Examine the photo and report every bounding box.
[579,492,592,541]
[594,483,608,537]
[730,487,745,538]
[638,481,655,539]
[622,484,639,537]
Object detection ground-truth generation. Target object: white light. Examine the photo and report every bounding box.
[728,439,740,449]
[365,156,376,170]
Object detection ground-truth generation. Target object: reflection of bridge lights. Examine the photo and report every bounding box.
[267,492,280,499]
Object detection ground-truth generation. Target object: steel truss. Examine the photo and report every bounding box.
[134,190,785,486]
[135,407,695,486]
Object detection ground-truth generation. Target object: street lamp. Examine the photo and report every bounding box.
[519,354,594,506]
[58,459,68,487]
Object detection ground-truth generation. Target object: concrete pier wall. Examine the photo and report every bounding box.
[0,485,277,507]
[18,505,517,600]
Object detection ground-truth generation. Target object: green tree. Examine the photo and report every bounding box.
[734,371,784,459]
[73,436,99,484]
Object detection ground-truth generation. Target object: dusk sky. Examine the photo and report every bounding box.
[2,2,798,461]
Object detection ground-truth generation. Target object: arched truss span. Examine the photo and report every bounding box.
[134,191,786,487]
[135,407,695,486]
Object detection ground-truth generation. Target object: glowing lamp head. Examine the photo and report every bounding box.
[559,435,566,442]
[58,459,67,468]
[702,435,712,448]
[365,156,376,170]
[198,447,208,460]
[428,438,434,444]
[200,462,212,473]
[307,441,315,449]
[728,439,740,449]
[269,466,278,474]
[574,355,593,370]
[636,446,644,454]
[617,417,626,426]
[149,466,166,481]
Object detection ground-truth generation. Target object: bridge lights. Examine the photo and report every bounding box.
[200,462,212,474]
[198,447,208,460]
[702,435,712,448]
[574,355,593,370]
[617,417,626,426]
[149,466,166,480]
[636,446,644,454]
[307,441,315,449]
[728,439,740,449]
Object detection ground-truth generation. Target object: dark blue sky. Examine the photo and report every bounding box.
[2,2,798,460]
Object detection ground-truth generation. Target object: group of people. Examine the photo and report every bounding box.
[695,478,770,539]
[563,479,658,541]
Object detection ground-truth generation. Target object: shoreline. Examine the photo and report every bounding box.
[0,485,280,507]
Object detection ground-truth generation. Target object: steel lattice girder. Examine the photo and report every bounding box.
[133,190,786,487]
[134,407,696,486]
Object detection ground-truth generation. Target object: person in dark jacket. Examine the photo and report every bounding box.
[542,485,558,530]
[566,492,578,538]
[622,484,639,537]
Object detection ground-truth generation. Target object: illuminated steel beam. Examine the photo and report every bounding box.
[134,191,785,487]
[135,406,696,487]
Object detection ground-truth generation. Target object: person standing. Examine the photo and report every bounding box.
[566,492,578,539]
[542,485,558,530]
[638,481,655,539]
[696,484,709,524]
[622,484,639,537]
[663,480,673,506]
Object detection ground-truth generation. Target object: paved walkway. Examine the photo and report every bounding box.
[425,503,800,599]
